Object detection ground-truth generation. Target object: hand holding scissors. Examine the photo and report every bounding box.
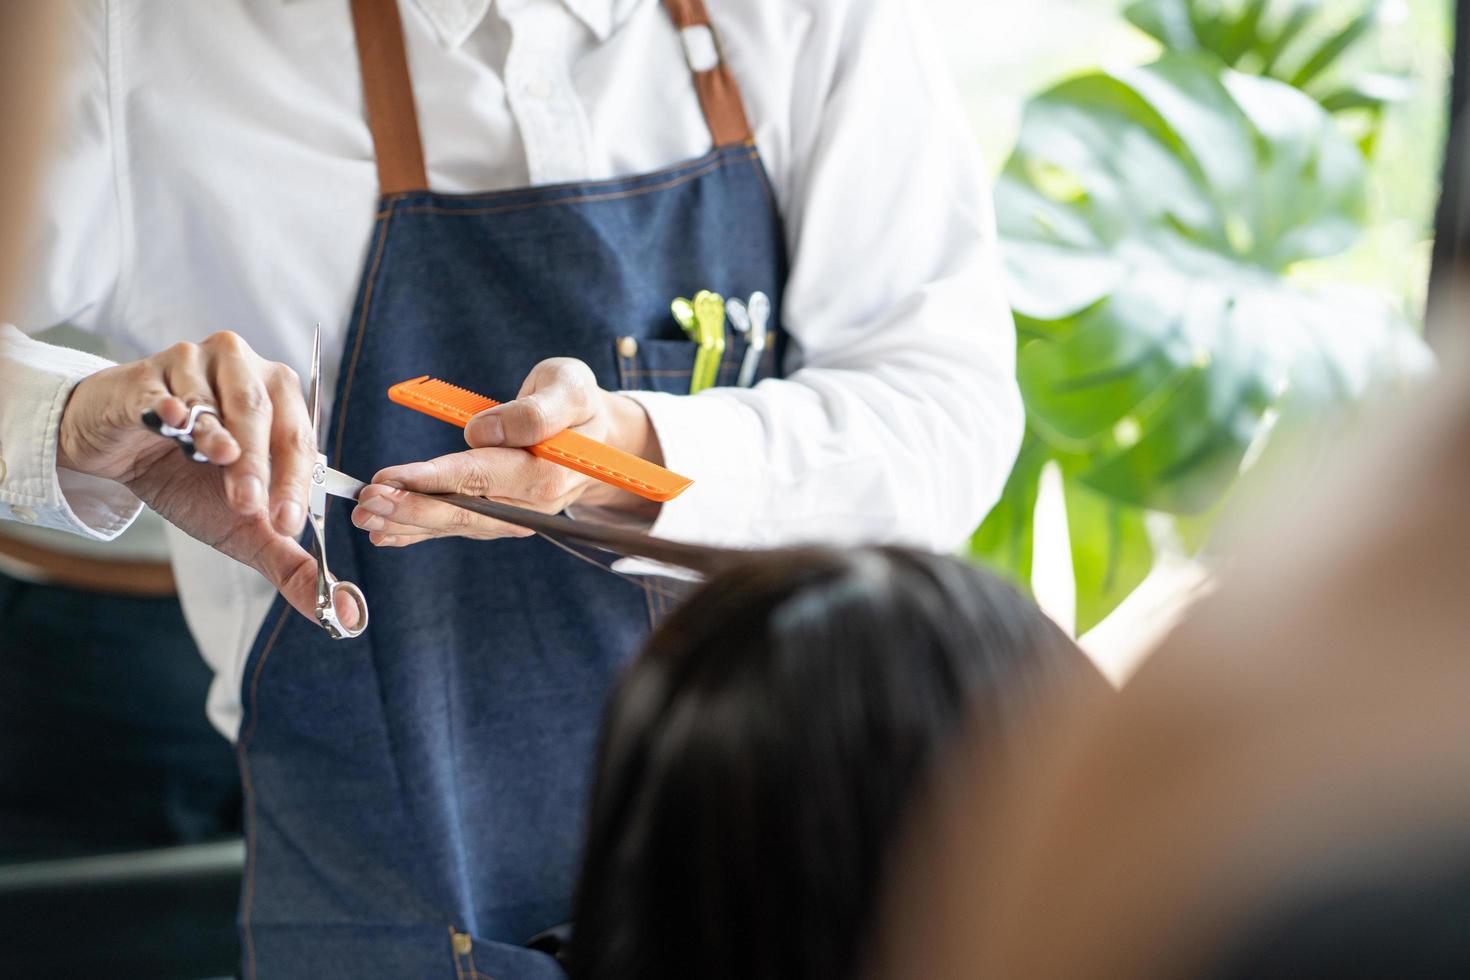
[131,325,370,639]
[56,327,367,634]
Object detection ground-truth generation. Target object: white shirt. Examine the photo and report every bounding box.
[0,0,1022,738]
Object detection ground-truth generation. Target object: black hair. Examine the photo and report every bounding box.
[567,545,1105,980]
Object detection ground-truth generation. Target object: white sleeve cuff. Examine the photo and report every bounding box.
[0,324,143,540]
[619,389,768,550]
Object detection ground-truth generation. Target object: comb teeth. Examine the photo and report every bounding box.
[390,376,500,425]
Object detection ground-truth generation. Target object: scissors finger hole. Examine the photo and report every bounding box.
[331,580,369,636]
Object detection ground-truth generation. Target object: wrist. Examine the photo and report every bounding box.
[578,392,664,516]
[603,391,663,466]
[54,379,91,474]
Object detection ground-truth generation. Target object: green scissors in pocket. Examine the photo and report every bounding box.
[671,290,727,395]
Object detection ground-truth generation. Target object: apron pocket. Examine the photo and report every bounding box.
[613,337,695,396]
[612,334,777,396]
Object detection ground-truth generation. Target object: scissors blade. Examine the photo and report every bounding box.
[320,467,366,502]
[308,322,325,451]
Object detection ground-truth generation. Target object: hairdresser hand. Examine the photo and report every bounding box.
[353,357,662,547]
[56,331,362,629]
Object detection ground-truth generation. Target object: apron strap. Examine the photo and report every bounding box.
[662,0,755,147]
[348,0,754,196]
[350,0,429,194]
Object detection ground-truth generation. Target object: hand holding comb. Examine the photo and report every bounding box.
[387,376,693,503]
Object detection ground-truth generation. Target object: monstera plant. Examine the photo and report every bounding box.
[971,51,1429,632]
[1126,0,1413,139]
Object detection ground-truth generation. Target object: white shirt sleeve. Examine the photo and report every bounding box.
[0,0,143,540]
[0,326,141,538]
[625,0,1023,555]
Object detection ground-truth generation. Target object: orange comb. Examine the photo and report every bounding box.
[387,376,693,503]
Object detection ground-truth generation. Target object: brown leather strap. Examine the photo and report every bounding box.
[350,0,429,194]
[349,0,752,193]
[0,534,177,597]
[662,0,754,147]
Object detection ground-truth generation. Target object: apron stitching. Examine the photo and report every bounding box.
[750,151,782,224]
[393,152,754,219]
[388,145,733,205]
[236,602,293,980]
[615,342,640,391]
[333,208,396,467]
[618,345,638,389]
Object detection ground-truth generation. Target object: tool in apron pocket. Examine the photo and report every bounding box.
[726,290,771,388]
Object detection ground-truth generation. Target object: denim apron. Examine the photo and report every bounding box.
[235,0,787,976]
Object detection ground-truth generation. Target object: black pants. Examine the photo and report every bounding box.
[0,571,241,862]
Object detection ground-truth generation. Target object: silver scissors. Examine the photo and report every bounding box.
[307,324,370,639]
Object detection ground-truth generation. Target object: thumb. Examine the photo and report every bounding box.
[253,534,363,631]
[467,359,597,448]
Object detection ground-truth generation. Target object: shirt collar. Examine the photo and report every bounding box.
[408,0,636,46]
[284,0,638,46]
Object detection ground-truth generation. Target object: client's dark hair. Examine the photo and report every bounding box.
[567,546,1105,980]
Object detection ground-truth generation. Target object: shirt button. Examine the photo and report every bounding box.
[0,456,7,486]
[12,505,37,524]
[617,336,639,358]
[524,78,553,101]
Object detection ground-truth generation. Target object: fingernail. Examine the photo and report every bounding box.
[360,496,394,517]
[274,500,304,534]
[381,480,404,490]
[357,514,384,531]
[236,476,265,511]
[467,413,504,446]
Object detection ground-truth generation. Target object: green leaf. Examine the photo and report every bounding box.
[979,15,1433,625]
[1064,475,1154,633]
[1016,278,1195,448]
[1317,72,1415,112]
[1076,350,1275,514]
[1125,0,1200,51]
[970,433,1049,593]
[1217,0,1271,65]
[1259,0,1324,76]
[1131,0,1401,126]
[999,56,1419,520]
[1187,0,1229,56]
[1288,9,1378,89]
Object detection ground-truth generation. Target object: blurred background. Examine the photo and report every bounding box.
[934,0,1451,678]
